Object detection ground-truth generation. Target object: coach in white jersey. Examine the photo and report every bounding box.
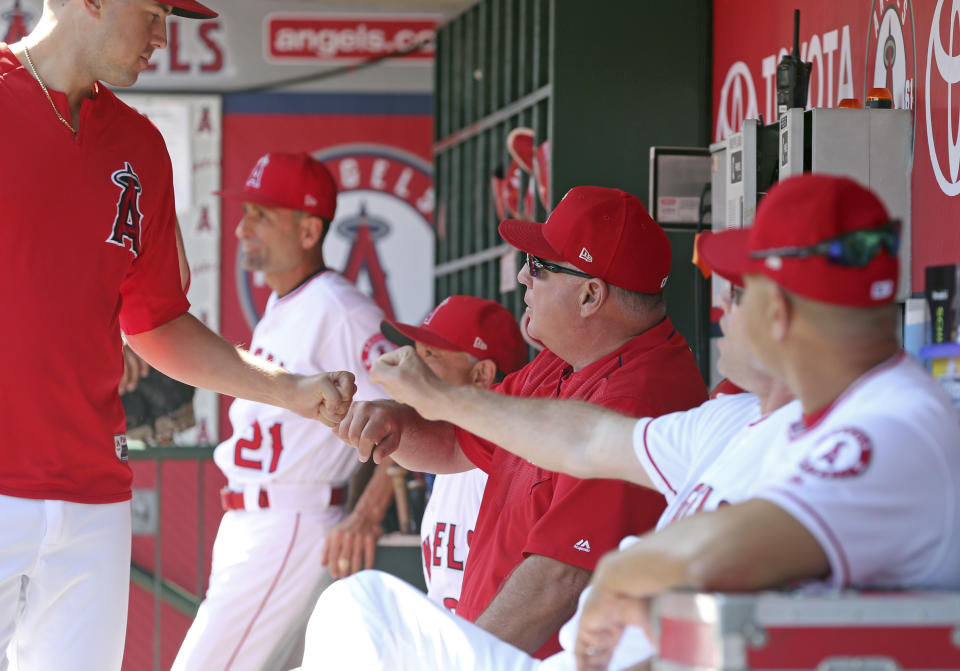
[172,153,393,671]
[380,295,527,609]
[318,174,960,671]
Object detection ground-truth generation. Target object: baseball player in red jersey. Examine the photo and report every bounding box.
[171,152,396,671]
[330,174,960,671]
[330,186,708,658]
[378,295,528,610]
[0,5,353,670]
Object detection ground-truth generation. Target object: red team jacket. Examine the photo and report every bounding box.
[455,318,708,657]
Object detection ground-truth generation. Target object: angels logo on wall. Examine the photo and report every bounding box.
[236,143,434,330]
[864,0,915,115]
[3,0,33,43]
[337,202,396,319]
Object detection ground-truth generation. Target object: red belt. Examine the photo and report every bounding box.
[220,485,348,511]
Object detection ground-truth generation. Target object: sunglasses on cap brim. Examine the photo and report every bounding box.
[748,220,900,268]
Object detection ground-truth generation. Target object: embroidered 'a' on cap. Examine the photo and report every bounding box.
[215,152,338,221]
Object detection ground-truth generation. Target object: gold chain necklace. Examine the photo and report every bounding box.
[22,45,77,135]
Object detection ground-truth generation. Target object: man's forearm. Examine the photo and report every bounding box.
[423,385,649,485]
[324,459,396,578]
[351,458,395,522]
[126,313,296,406]
[594,499,830,599]
[335,400,474,474]
[474,554,591,654]
[382,409,469,474]
[370,346,649,484]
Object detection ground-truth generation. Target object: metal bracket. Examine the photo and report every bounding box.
[131,488,158,535]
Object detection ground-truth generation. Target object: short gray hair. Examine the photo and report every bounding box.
[609,285,665,317]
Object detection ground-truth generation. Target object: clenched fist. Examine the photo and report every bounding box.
[369,346,451,420]
[289,371,357,426]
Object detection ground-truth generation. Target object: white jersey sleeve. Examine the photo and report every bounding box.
[753,355,960,590]
[632,393,760,503]
[311,273,393,404]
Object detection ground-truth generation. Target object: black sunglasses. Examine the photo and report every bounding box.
[748,221,900,268]
[526,254,594,279]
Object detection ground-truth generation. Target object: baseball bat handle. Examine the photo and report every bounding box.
[387,465,411,533]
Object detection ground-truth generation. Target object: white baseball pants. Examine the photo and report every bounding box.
[295,570,653,671]
[0,495,131,671]
[172,506,345,671]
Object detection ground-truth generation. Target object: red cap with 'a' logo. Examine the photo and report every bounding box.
[498,185,672,294]
[215,152,338,221]
[380,296,527,374]
[698,174,899,307]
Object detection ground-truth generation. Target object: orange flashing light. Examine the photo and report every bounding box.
[865,87,893,109]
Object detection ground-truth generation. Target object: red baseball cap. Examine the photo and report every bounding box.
[167,0,218,19]
[216,153,338,221]
[381,296,527,374]
[499,186,672,294]
[699,174,899,306]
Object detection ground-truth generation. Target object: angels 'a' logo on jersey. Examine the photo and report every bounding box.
[800,428,873,479]
[361,333,395,371]
[106,161,143,257]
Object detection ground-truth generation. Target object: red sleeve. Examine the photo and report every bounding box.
[523,475,665,570]
[118,144,189,334]
[456,367,529,474]
[521,378,686,570]
[456,427,497,473]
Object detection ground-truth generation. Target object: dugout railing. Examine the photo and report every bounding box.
[126,446,214,671]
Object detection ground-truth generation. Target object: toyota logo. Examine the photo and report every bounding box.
[715,61,758,142]
[925,0,960,196]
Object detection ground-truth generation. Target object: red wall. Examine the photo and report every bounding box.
[713,0,960,291]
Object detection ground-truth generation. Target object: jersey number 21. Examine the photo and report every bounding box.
[234,421,284,473]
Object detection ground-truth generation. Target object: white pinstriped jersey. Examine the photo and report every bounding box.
[635,353,960,589]
[553,394,795,670]
[214,271,391,486]
[632,392,797,529]
[559,355,960,671]
[420,469,487,610]
[752,353,960,589]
